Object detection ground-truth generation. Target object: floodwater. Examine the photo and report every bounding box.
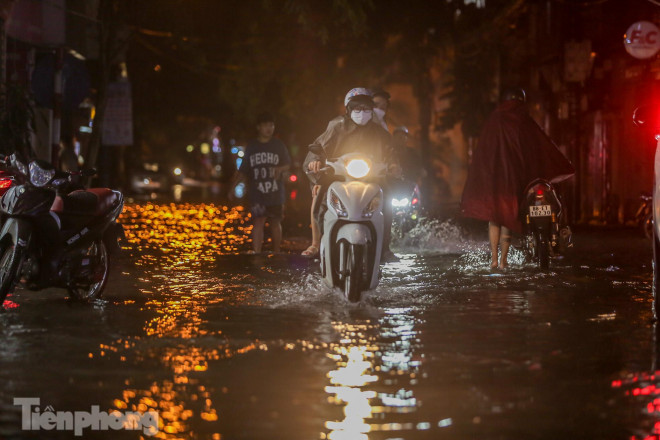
[0,202,658,439]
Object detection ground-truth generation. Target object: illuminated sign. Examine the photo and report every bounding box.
[624,21,660,59]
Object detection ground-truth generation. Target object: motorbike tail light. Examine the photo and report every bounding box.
[0,178,12,189]
[533,185,546,199]
[290,189,297,200]
[412,197,419,206]
[289,174,298,182]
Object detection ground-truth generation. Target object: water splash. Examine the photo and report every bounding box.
[391,219,468,255]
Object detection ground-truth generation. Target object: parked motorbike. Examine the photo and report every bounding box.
[0,154,125,304]
[391,180,422,239]
[308,147,385,302]
[0,154,21,198]
[521,178,572,269]
[634,191,653,239]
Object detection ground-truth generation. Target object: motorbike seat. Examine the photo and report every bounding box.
[52,188,119,217]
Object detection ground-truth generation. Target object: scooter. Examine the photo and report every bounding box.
[521,178,572,269]
[0,154,124,304]
[391,181,422,239]
[308,147,385,302]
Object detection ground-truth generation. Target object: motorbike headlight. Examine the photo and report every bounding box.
[29,162,55,187]
[391,197,410,207]
[346,159,370,179]
[329,189,348,217]
[363,193,381,218]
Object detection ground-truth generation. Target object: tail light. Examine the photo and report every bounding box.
[0,178,13,189]
[411,197,419,206]
[290,189,297,200]
[289,174,298,183]
[531,184,547,200]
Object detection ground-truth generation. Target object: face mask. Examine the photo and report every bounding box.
[351,109,372,126]
[373,108,386,120]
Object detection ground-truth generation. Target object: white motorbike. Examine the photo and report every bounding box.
[309,148,385,302]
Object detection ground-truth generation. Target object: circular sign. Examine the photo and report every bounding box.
[624,21,660,59]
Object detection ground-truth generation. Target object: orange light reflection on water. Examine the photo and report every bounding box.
[103,203,256,438]
[120,203,252,267]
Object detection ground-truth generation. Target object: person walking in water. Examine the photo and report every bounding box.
[460,87,574,269]
[234,112,291,254]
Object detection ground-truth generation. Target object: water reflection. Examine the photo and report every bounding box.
[323,309,430,439]
[611,326,660,440]
[122,203,251,262]
[100,203,254,438]
[115,203,437,438]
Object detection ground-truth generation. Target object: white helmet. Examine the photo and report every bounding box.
[344,87,372,107]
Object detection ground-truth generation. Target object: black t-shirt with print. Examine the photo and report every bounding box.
[239,138,291,206]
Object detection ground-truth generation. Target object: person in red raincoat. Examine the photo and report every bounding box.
[460,88,575,269]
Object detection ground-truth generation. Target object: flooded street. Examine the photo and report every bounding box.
[0,202,658,439]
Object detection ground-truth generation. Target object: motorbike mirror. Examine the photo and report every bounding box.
[633,106,650,127]
[308,145,326,158]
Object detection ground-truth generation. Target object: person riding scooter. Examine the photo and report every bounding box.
[302,87,400,262]
[391,126,426,204]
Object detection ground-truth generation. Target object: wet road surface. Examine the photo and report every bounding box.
[0,202,658,439]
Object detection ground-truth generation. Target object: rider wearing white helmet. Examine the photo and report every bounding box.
[304,87,392,175]
[300,87,399,261]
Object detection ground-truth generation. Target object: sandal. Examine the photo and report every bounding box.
[301,245,319,258]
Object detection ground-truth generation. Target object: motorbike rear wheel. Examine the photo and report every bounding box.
[536,232,550,269]
[0,241,21,305]
[68,240,109,301]
[344,244,364,303]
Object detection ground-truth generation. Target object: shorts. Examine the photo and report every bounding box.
[250,204,283,220]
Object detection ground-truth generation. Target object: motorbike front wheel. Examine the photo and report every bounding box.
[68,240,109,301]
[643,212,654,240]
[344,244,364,303]
[0,241,22,305]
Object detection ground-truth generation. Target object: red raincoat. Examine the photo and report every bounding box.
[460,100,575,233]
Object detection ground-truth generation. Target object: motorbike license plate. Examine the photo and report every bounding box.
[529,205,552,217]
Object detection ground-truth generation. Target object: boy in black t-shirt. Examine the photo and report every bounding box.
[235,112,291,253]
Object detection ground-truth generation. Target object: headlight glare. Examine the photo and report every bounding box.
[391,197,410,207]
[346,159,370,178]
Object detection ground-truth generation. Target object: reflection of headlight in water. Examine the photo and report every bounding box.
[234,182,246,198]
[346,159,370,178]
[391,198,410,207]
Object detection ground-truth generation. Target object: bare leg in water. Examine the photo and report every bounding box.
[488,222,512,269]
[252,217,266,253]
[301,186,321,257]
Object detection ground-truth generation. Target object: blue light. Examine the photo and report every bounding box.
[236,158,242,169]
[234,182,245,198]
[231,147,239,154]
